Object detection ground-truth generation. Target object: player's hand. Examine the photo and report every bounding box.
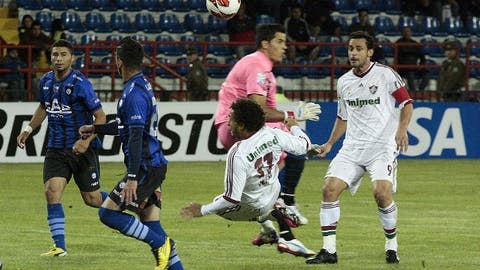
[180,202,202,219]
[79,125,95,139]
[17,131,29,149]
[121,179,138,205]
[284,117,298,129]
[315,143,332,158]
[306,144,323,158]
[395,129,409,153]
[72,137,90,154]
[295,101,321,121]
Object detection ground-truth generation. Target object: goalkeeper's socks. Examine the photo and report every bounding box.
[47,203,66,250]
[271,209,294,241]
[98,207,166,249]
[320,201,340,253]
[280,155,306,204]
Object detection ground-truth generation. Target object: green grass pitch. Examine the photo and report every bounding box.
[0,160,479,269]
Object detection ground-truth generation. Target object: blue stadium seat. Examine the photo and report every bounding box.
[66,0,91,11]
[333,0,354,13]
[81,33,107,56]
[156,35,182,56]
[159,13,185,33]
[299,59,323,79]
[111,12,135,33]
[274,59,301,79]
[420,37,443,57]
[320,58,343,78]
[325,36,347,57]
[156,57,175,78]
[18,0,43,10]
[354,0,374,12]
[101,56,115,76]
[165,0,190,12]
[256,15,276,24]
[425,59,439,79]
[466,16,480,36]
[467,37,480,57]
[398,16,421,34]
[225,57,238,73]
[65,34,83,55]
[422,16,445,36]
[86,12,111,32]
[207,15,227,34]
[117,0,142,11]
[374,16,397,35]
[140,0,166,11]
[189,0,208,12]
[377,0,401,14]
[61,11,85,32]
[42,0,68,10]
[331,15,349,34]
[175,57,189,76]
[180,35,202,54]
[184,13,205,34]
[469,60,480,79]
[375,36,394,57]
[135,12,159,33]
[92,0,116,11]
[35,11,54,32]
[205,34,231,56]
[106,34,123,41]
[444,17,469,37]
[132,34,153,55]
[206,57,227,78]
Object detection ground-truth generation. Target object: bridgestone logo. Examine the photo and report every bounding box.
[346,97,380,107]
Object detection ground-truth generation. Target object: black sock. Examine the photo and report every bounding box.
[271,209,294,240]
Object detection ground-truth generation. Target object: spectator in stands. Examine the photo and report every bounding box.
[441,0,460,22]
[186,47,209,101]
[227,1,256,58]
[0,47,27,101]
[395,26,429,91]
[50,19,66,42]
[20,20,53,66]
[437,41,466,101]
[285,4,320,62]
[304,0,336,31]
[348,8,375,37]
[18,14,33,44]
[416,0,442,20]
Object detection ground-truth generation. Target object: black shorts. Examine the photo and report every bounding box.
[43,147,101,192]
[109,164,167,214]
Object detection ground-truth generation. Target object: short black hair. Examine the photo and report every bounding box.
[255,23,285,49]
[116,36,144,69]
[52,39,73,54]
[230,99,265,133]
[348,31,375,50]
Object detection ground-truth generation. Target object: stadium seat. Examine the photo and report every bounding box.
[325,36,347,57]
[331,15,349,34]
[85,12,111,32]
[92,0,116,11]
[425,59,440,79]
[377,0,401,14]
[320,58,343,78]
[132,34,153,55]
[205,34,231,56]
[65,34,83,55]
[110,12,135,33]
[206,57,227,78]
[100,56,115,76]
[180,35,202,54]
[175,57,189,76]
[398,16,421,34]
[81,33,107,56]
[61,11,85,32]
[444,17,469,37]
[225,57,238,73]
[333,0,354,13]
[156,57,175,78]
[189,0,208,12]
[469,60,480,79]
[42,0,68,10]
[17,0,43,10]
[299,59,323,79]
[165,0,190,12]
[159,13,185,33]
[256,15,276,24]
[375,36,394,57]
[184,13,205,34]
[117,0,141,11]
[273,59,301,79]
[422,16,445,36]
[206,15,227,34]
[466,16,480,36]
[135,12,160,33]
[156,34,182,56]
[420,37,443,57]
[66,0,91,11]
[35,11,54,32]
[467,37,480,57]
[140,0,166,11]
[106,34,123,41]
[354,0,374,11]
[374,16,398,35]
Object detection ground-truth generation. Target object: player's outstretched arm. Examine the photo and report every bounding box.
[180,203,203,220]
[17,104,47,149]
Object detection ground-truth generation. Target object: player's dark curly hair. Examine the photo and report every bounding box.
[255,23,286,49]
[116,36,144,69]
[348,31,375,50]
[52,39,73,54]
[230,99,265,133]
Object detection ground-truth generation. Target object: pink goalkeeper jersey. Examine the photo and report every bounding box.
[215,51,278,126]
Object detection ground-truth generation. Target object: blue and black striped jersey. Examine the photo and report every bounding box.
[117,72,168,168]
[39,69,102,149]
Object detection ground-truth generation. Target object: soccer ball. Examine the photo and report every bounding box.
[206,0,241,20]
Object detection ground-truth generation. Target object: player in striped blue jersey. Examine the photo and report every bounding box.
[17,39,108,257]
[76,37,183,270]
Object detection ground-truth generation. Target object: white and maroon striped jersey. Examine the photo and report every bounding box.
[337,62,412,148]
[222,126,310,210]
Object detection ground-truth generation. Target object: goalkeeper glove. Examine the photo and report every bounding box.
[285,101,321,122]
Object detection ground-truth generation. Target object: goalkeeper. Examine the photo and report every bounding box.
[214,24,321,228]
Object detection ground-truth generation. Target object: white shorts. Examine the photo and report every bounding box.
[325,146,399,194]
[213,192,279,222]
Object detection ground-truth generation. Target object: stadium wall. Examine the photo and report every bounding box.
[0,102,478,163]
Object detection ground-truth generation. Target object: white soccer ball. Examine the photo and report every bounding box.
[206,0,241,20]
